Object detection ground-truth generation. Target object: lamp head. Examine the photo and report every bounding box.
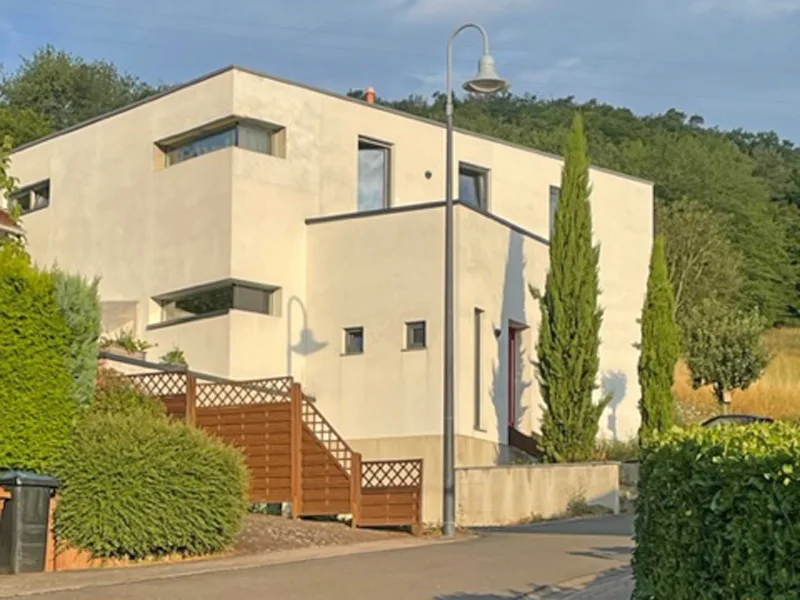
[463,54,510,94]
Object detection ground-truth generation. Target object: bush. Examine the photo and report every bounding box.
[633,423,800,599]
[93,367,165,420]
[56,378,249,559]
[594,438,639,462]
[52,269,101,407]
[0,243,76,472]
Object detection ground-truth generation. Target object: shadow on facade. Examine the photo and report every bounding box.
[489,232,531,464]
[286,295,327,377]
[601,370,628,439]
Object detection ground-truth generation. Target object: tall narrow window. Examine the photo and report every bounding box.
[474,308,484,430]
[459,163,489,210]
[549,185,561,239]
[358,138,391,211]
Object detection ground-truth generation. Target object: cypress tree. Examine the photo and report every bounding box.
[536,113,607,463]
[638,234,680,438]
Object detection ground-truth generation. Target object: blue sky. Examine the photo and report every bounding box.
[1,0,799,142]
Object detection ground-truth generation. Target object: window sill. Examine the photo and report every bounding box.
[340,352,364,357]
[402,347,427,353]
[146,309,230,331]
[18,204,50,217]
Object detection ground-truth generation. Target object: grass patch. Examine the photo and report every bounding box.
[676,327,800,423]
[594,438,640,462]
[566,496,614,518]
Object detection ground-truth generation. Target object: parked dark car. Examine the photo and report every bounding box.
[701,414,775,428]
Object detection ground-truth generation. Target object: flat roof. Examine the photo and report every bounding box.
[13,64,653,187]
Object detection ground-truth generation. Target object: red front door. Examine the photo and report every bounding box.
[508,326,518,428]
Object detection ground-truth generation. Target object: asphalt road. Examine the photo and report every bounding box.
[12,516,635,600]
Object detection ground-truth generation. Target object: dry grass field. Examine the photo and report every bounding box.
[675,327,800,424]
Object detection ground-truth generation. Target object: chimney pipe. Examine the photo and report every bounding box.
[366,87,376,104]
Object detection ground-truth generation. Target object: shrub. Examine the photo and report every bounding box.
[93,367,165,420]
[160,346,188,366]
[594,438,639,462]
[638,234,680,438]
[52,268,101,407]
[0,243,76,472]
[633,423,800,599]
[56,378,249,559]
[537,113,608,463]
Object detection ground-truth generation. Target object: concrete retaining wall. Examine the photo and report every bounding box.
[455,463,620,526]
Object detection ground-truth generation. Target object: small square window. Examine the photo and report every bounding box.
[406,321,426,350]
[344,327,364,355]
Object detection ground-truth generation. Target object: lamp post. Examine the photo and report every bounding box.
[442,24,510,538]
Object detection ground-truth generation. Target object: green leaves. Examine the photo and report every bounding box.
[638,235,681,438]
[536,113,606,463]
[52,268,102,408]
[55,378,249,559]
[0,243,76,473]
[684,299,770,404]
[0,45,167,134]
[634,423,800,599]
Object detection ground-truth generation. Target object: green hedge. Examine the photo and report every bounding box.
[55,376,249,559]
[0,243,76,472]
[633,423,800,599]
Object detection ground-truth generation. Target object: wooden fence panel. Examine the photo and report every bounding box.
[359,460,423,528]
[299,428,351,515]
[197,403,292,503]
[193,377,294,504]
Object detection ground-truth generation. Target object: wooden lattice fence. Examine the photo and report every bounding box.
[121,371,423,529]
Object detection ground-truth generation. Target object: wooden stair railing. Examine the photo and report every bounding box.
[122,372,421,529]
[507,426,545,461]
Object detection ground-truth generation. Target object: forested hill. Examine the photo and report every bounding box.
[0,46,797,326]
[348,90,800,326]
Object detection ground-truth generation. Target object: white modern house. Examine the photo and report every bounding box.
[5,65,653,522]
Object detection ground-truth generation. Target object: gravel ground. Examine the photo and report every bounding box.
[232,515,406,554]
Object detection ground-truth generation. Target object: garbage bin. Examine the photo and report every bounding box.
[0,471,60,574]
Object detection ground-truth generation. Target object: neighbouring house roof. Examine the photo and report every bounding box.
[0,209,24,238]
[10,65,654,187]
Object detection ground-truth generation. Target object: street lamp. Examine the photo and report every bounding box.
[442,24,510,538]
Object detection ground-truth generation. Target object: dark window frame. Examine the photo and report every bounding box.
[357,136,392,212]
[549,185,561,239]
[473,307,484,431]
[405,321,427,350]
[344,327,365,355]
[10,179,50,215]
[458,162,490,211]
[148,279,280,330]
[158,117,286,167]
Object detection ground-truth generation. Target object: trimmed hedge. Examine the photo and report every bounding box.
[633,423,800,599]
[55,376,249,559]
[0,242,76,472]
